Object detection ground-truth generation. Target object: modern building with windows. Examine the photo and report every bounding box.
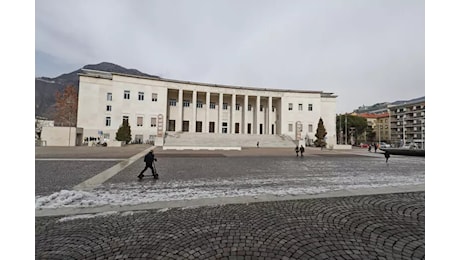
[387,96,425,148]
[356,112,391,143]
[77,69,337,147]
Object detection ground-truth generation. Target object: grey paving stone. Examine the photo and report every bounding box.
[36,192,424,260]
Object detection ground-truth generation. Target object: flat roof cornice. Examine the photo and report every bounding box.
[79,69,337,97]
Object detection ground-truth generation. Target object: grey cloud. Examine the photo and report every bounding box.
[35,0,424,113]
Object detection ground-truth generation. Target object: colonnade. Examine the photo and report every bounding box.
[167,89,278,135]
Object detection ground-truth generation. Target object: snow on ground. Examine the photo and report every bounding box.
[35,173,424,210]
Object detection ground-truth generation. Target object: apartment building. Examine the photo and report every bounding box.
[387,97,425,148]
[356,112,391,143]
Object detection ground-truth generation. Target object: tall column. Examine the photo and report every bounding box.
[231,93,236,134]
[243,95,248,134]
[192,90,197,132]
[218,92,223,133]
[256,95,260,135]
[177,89,183,132]
[268,96,272,134]
[205,92,210,133]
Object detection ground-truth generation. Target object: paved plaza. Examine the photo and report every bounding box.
[35,145,425,259]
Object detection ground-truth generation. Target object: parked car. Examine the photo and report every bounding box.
[379,142,391,148]
[359,143,370,148]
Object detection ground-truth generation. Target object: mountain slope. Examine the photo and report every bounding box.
[35,62,158,118]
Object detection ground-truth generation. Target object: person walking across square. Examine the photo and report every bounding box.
[138,150,157,179]
[300,145,305,157]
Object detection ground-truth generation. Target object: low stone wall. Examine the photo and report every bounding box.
[162,146,241,151]
[106,141,124,147]
[332,144,352,150]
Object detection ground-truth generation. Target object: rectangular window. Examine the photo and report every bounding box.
[124,90,130,99]
[103,133,110,140]
[288,103,293,111]
[183,100,190,107]
[138,92,144,101]
[168,120,175,131]
[308,124,313,132]
[308,104,313,111]
[196,121,203,132]
[298,104,303,111]
[288,123,293,132]
[152,93,158,102]
[137,116,143,127]
[151,117,156,127]
[236,104,240,111]
[107,93,112,101]
[123,116,129,124]
[197,100,203,108]
[209,122,215,133]
[248,104,252,111]
[183,121,189,132]
[222,122,228,133]
[105,117,111,126]
[169,99,177,106]
[260,105,263,112]
[210,102,216,109]
[223,103,228,110]
[106,105,112,111]
[134,135,143,144]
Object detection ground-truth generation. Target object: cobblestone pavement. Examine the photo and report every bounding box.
[36,192,425,260]
[35,146,425,259]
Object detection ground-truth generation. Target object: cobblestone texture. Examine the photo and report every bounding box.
[36,192,424,259]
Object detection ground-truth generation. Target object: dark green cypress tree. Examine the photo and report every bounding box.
[314,117,327,147]
[116,120,132,144]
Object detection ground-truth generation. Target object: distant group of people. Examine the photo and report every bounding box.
[368,143,379,153]
[295,145,305,157]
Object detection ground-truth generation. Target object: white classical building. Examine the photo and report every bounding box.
[77,69,337,147]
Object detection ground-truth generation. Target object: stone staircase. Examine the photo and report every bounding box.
[163,132,296,150]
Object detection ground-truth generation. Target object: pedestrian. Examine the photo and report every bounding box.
[384,151,390,164]
[257,141,259,148]
[295,145,299,157]
[300,145,305,157]
[374,143,378,153]
[138,150,158,179]
[368,144,372,152]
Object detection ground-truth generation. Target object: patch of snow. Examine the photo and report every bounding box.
[35,174,424,210]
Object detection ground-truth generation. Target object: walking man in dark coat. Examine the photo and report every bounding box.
[138,150,157,179]
[384,151,390,164]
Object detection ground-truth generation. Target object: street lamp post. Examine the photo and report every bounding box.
[422,119,425,149]
[345,114,348,145]
[67,100,72,146]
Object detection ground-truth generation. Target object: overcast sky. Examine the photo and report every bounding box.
[35,0,424,113]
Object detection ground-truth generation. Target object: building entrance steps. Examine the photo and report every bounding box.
[163,132,297,149]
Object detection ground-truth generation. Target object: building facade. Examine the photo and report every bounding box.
[356,113,391,143]
[387,97,425,148]
[77,70,337,147]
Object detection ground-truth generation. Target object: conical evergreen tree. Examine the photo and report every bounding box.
[314,117,327,148]
[116,120,132,144]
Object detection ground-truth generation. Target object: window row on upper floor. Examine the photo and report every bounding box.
[105,116,158,127]
[288,103,313,111]
[168,99,277,112]
[106,91,158,102]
